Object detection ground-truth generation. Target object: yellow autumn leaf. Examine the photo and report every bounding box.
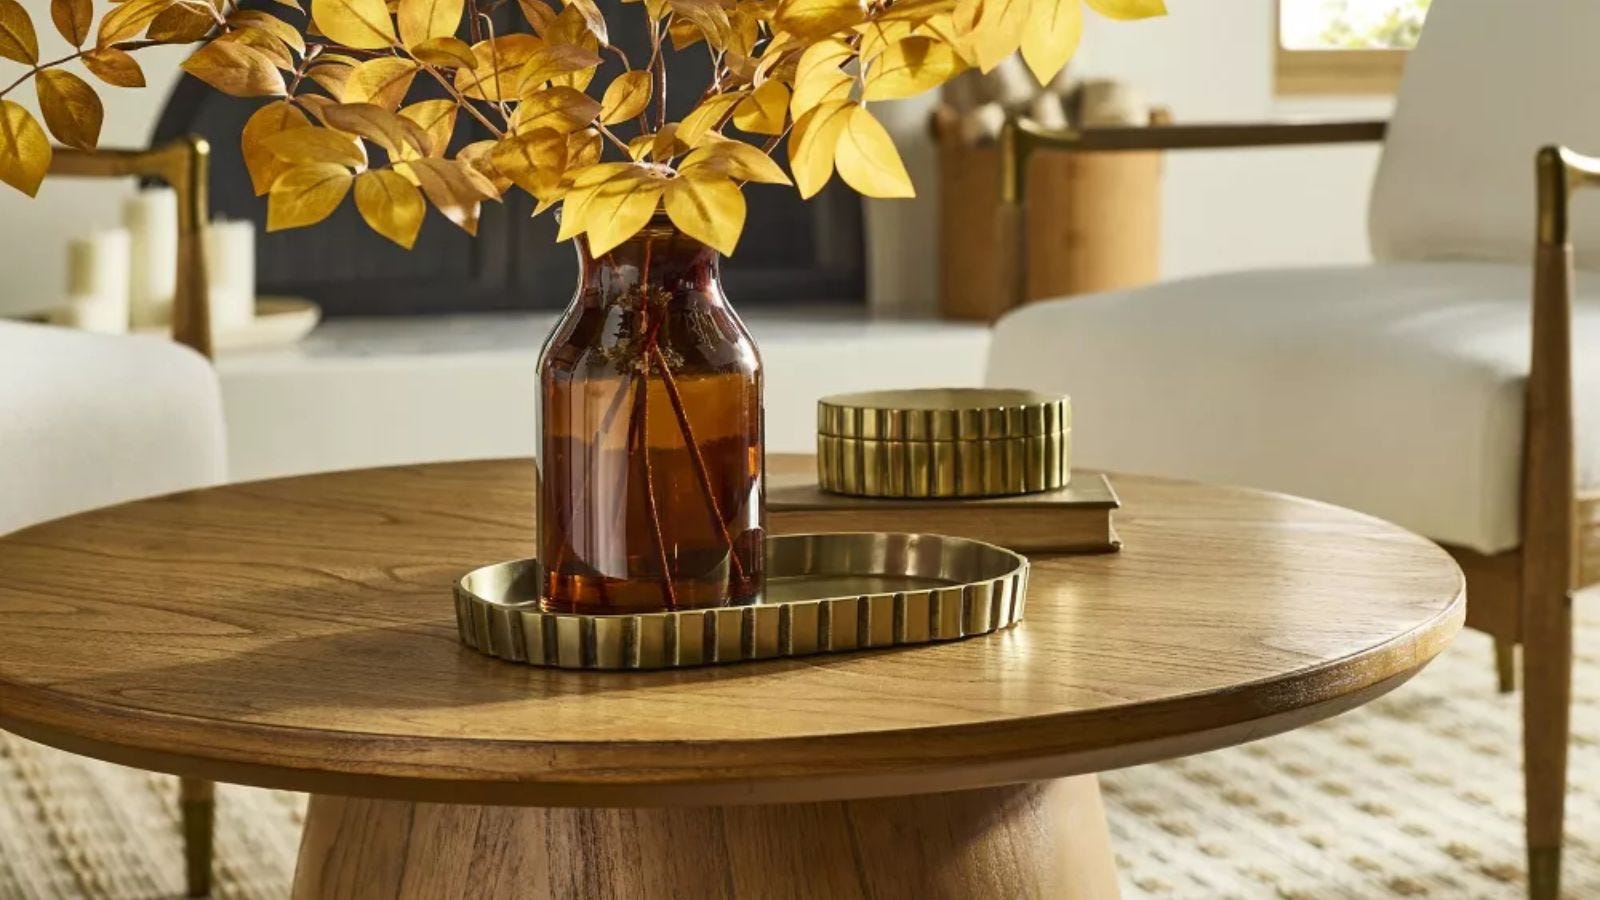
[411,35,477,68]
[518,42,600,92]
[343,57,419,111]
[564,0,607,44]
[49,0,90,47]
[787,99,851,198]
[35,69,102,151]
[875,0,956,23]
[241,100,309,195]
[83,48,146,87]
[544,1,598,47]
[773,0,864,40]
[149,3,218,44]
[1020,0,1081,85]
[834,104,913,198]
[512,86,599,134]
[625,132,654,160]
[230,10,307,54]
[400,98,456,156]
[458,139,512,192]
[581,164,669,255]
[1085,0,1164,19]
[307,59,356,96]
[645,123,678,162]
[398,156,496,234]
[555,160,625,240]
[863,36,963,100]
[855,20,912,61]
[677,91,745,147]
[0,0,36,64]
[518,0,555,33]
[398,0,461,47]
[217,27,296,70]
[322,102,427,157]
[268,163,353,230]
[954,0,1028,72]
[664,170,743,255]
[312,0,397,49]
[794,36,851,85]
[261,125,367,167]
[680,140,790,185]
[599,70,651,125]
[181,40,288,98]
[354,168,426,248]
[791,39,853,117]
[669,0,729,48]
[0,100,49,197]
[490,126,566,198]
[95,0,164,47]
[731,80,787,135]
[456,34,539,101]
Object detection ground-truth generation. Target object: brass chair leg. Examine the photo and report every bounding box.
[1495,638,1518,693]
[180,777,215,897]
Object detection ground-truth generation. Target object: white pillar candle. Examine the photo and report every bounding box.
[123,187,178,329]
[205,219,256,332]
[57,228,131,334]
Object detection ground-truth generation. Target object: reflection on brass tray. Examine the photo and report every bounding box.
[456,532,1029,671]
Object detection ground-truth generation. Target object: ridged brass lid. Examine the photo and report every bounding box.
[816,388,1070,498]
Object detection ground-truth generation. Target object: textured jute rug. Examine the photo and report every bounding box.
[2,607,1598,899]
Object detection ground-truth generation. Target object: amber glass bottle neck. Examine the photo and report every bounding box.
[575,220,723,308]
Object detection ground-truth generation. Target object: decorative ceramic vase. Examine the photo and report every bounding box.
[537,216,765,614]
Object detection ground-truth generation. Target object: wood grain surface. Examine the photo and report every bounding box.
[291,778,1119,900]
[0,456,1464,806]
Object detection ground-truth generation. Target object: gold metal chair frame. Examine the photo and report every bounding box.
[45,135,216,896]
[999,115,1589,900]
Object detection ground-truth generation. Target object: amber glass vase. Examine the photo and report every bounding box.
[536,217,765,614]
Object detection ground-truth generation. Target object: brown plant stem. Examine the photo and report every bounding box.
[618,235,676,609]
[651,344,751,589]
[0,40,160,99]
[650,18,667,131]
[406,50,508,137]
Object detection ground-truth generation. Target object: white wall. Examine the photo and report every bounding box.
[867,0,1390,315]
[1080,0,1388,280]
[0,0,187,317]
[0,0,1385,318]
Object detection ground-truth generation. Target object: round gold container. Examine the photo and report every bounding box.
[816,388,1070,498]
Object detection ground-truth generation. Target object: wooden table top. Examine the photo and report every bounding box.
[0,457,1463,806]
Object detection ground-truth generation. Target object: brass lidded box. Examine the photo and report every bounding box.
[816,388,1070,498]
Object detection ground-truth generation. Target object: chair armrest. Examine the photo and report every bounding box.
[1525,144,1600,605]
[46,137,213,359]
[999,117,1386,203]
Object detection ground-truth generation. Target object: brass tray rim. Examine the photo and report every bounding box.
[455,532,1030,671]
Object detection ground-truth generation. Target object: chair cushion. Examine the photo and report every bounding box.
[987,262,1600,555]
[1369,0,1600,269]
[0,322,226,534]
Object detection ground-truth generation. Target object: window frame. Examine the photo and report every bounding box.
[1273,2,1411,96]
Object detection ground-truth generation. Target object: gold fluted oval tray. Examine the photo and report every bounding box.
[456,532,1029,671]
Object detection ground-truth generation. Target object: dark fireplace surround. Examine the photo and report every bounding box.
[151,0,865,318]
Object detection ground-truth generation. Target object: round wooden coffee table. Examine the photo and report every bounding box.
[0,457,1462,899]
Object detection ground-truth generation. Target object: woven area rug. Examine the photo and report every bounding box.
[3,604,1598,899]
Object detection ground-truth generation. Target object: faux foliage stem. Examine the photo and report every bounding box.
[652,344,750,588]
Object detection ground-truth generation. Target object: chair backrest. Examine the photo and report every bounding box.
[1369,0,1600,267]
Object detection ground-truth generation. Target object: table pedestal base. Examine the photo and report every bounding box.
[292,777,1120,899]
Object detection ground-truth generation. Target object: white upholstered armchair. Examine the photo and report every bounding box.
[989,1,1598,896]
